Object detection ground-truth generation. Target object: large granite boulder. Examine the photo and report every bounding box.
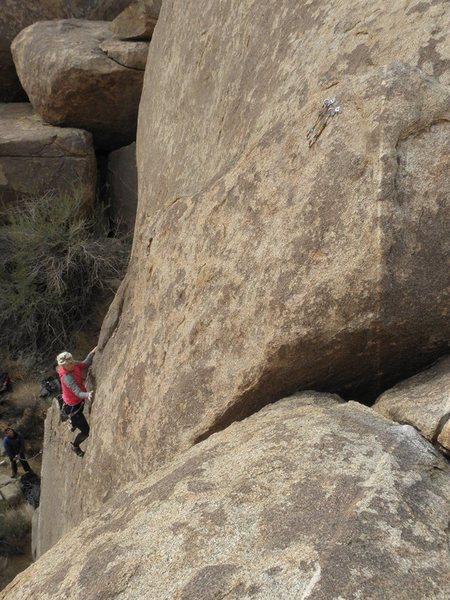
[112,1,162,41]
[3,395,450,598]
[28,0,450,553]
[11,20,148,149]
[107,142,138,233]
[0,103,96,209]
[96,64,450,476]
[374,356,450,452]
[0,1,133,102]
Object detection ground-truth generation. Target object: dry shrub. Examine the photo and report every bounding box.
[0,504,33,550]
[0,191,129,358]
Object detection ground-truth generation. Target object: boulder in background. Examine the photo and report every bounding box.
[0,475,22,508]
[0,1,133,102]
[11,20,147,150]
[0,103,96,209]
[375,356,450,451]
[112,0,162,41]
[99,39,149,70]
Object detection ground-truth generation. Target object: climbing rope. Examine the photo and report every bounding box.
[0,450,43,467]
[13,450,43,462]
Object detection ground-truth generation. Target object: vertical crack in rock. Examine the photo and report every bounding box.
[97,277,128,352]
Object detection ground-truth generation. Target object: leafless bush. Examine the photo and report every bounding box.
[0,191,130,357]
[0,504,33,551]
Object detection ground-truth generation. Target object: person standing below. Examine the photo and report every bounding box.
[2,428,32,478]
[56,347,96,457]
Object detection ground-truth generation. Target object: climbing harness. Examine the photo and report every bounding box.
[58,393,84,423]
[306,97,340,147]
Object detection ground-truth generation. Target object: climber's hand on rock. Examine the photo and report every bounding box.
[87,391,94,401]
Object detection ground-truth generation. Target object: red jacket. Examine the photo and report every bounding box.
[57,364,86,406]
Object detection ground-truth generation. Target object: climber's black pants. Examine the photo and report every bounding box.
[9,453,31,477]
[66,403,90,447]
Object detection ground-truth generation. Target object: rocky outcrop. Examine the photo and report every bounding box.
[99,39,149,70]
[112,1,162,40]
[31,399,82,556]
[0,103,96,209]
[0,1,133,102]
[31,0,450,554]
[11,20,148,150]
[107,142,138,232]
[3,395,450,599]
[0,475,21,507]
[374,356,450,451]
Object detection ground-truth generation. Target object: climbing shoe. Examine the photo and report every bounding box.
[70,443,84,458]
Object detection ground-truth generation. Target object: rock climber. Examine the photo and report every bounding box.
[2,427,32,478]
[56,347,96,458]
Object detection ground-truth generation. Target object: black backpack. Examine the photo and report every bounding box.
[39,375,61,398]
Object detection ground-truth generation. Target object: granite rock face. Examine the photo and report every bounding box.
[99,39,149,70]
[29,0,450,553]
[112,0,162,41]
[29,0,450,542]
[107,142,138,233]
[375,356,450,451]
[30,398,84,557]
[3,395,450,599]
[137,0,450,223]
[0,1,132,102]
[0,103,96,209]
[12,20,147,150]
[438,420,450,454]
[95,64,450,479]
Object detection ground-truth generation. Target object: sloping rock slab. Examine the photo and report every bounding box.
[374,356,450,450]
[32,0,450,554]
[90,65,450,488]
[91,0,450,486]
[11,20,147,150]
[0,103,95,208]
[0,1,135,102]
[112,0,162,41]
[3,394,450,599]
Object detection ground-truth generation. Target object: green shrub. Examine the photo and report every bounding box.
[0,191,129,357]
